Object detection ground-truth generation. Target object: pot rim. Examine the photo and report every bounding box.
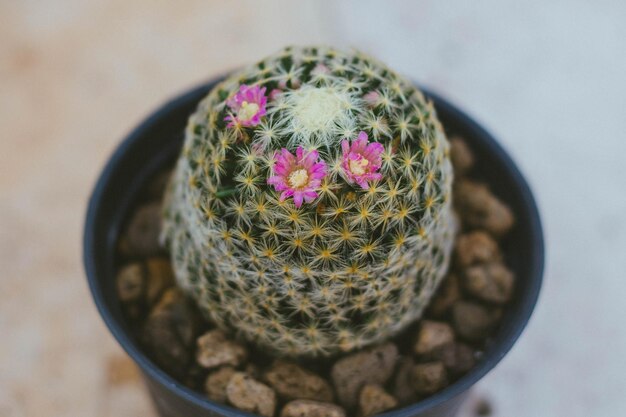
[84,79,544,417]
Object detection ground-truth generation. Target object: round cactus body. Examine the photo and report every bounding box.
[162,46,456,357]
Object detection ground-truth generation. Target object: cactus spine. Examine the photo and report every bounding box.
[162,46,456,357]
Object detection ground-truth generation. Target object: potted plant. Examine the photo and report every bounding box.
[84,46,543,417]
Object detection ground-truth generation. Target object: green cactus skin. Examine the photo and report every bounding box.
[162,46,456,357]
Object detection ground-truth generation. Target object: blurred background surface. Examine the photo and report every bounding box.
[1,1,626,416]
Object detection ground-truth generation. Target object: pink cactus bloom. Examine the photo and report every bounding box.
[363,91,380,107]
[311,63,330,75]
[269,88,282,101]
[278,77,301,89]
[341,131,384,189]
[267,146,327,208]
[225,84,267,128]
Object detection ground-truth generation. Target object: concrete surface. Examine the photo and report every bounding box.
[1,1,625,416]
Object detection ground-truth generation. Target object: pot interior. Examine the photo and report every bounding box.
[84,80,544,414]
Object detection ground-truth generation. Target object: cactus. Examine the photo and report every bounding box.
[162,46,456,357]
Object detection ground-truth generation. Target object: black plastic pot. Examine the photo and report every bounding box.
[84,78,544,417]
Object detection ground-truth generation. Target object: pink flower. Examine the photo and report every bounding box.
[269,88,282,101]
[311,63,330,75]
[278,77,301,89]
[225,84,267,128]
[341,131,384,189]
[363,91,380,107]
[267,146,327,208]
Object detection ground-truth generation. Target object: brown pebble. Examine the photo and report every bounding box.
[116,263,144,303]
[281,400,346,417]
[122,202,163,257]
[196,329,248,370]
[392,356,416,405]
[331,343,398,409]
[205,366,236,403]
[455,232,501,268]
[464,262,514,304]
[449,137,475,176]
[144,258,175,306]
[452,302,496,342]
[428,274,461,318]
[412,362,448,396]
[264,360,333,402]
[414,320,455,357]
[454,180,515,237]
[358,384,398,417]
[142,288,197,378]
[433,342,476,377]
[226,372,276,417]
[158,289,197,344]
